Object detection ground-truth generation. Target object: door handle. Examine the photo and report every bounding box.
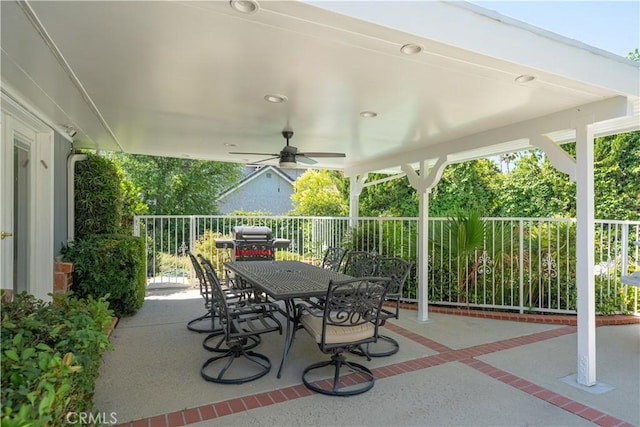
[1,232,13,240]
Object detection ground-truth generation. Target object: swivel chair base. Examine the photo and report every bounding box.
[201,341,271,384]
[202,332,260,353]
[302,353,375,396]
[352,335,399,358]
[187,312,219,333]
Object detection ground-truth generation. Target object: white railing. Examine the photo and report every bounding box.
[133,215,640,315]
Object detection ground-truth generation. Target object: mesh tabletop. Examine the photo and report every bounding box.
[224,260,352,300]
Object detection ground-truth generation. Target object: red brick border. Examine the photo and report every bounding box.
[395,303,640,326]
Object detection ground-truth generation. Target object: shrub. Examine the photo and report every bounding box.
[62,235,146,317]
[75,154,123,239]
[1,293,113,425]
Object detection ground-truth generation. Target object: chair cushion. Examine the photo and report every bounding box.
[300,313,374,344]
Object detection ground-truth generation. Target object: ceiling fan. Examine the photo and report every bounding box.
[229,129,345,168]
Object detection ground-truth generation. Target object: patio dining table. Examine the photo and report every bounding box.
[224,260,352,378]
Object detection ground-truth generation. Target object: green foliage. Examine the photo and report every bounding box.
[592,132,640,220]
[291,170,348,216]
[74,154,123,239]
[119,170,148,232]
[496,132,639,220]
[433,210,488,295]
[359,174,418,217]
[497,150,575,218]
[430,160,503,217]
[62,235,146,317]
[109,153,243,215]
[1,293,113,425]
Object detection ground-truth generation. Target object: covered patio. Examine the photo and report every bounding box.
[97,285,639,426]
[2,1,639,423]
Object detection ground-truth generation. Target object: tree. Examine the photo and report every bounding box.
[593,132,640,220]
[496,150,575,218]
[429,160,503,217]
[291,170,348,216]
[496,131,639,220]
[500,152,518,173]
[109,153,243,215]
[359,174,418,217]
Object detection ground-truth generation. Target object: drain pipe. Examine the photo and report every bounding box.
[67,153,87,242]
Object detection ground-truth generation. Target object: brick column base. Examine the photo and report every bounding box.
[54,260,73,294]
[1,290,14,303]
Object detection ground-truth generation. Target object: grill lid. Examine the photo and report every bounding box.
[233,226,272,241]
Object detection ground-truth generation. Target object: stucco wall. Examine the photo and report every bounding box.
[218,170,294,215]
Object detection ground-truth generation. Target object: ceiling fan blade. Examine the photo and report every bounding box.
[248,156,279,165]
[229,152,278,156]
[297,152,346,158]
[296,155,317,165]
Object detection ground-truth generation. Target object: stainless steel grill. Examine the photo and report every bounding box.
[215,226,290,261]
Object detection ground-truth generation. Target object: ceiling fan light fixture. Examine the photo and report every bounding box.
[230,0,259,14]
[279,160,297,169]
[264,94,288,103]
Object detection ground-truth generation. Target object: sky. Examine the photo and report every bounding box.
[471,1,640,58]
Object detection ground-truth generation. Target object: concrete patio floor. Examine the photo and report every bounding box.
[94,286,640,427]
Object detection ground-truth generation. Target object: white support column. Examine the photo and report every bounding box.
[575,123,596,386]
[349,174,367,227]
[402,158,450,322]
[417,187,430,321]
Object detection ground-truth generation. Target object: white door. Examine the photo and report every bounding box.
[1,115,35,295]
[1,98,54,300]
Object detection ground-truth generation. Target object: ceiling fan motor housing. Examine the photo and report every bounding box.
[282,130,294,140]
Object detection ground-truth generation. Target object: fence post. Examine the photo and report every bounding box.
[189,216,196,253]
[378,218,383,255]
[621,223,629,277]
[519,219,525,314]
[133,216,140,237]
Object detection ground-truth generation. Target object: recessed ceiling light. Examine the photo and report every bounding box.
[264,94,288,103]
[230,0,259,14]
[400,44,423,55]
[360,111,378,118]
[515,74,535,83]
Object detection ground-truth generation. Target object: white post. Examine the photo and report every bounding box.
[348,175,367,228]
[575,123,596,386]
[417,188,430,321]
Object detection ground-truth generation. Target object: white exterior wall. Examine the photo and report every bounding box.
[218,170,294,215]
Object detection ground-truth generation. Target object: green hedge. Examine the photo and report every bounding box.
[1,293,113,425]
[62,235,146,317]
[75,154,123,239]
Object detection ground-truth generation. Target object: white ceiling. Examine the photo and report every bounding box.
[2,0,638,176]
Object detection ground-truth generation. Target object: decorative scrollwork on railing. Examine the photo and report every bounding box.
[477,251,493,275]
[179,241,188,256]
[542,252,558,278]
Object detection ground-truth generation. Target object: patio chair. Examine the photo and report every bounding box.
[295,276,391,396]
[198,255,261,353]
[355,257,412,357]
[200,259,282,384]
[185,251,217,333]
[320,247,347,272]
[342,251,379,277]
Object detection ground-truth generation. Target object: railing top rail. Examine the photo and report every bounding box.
[134,215,639,226]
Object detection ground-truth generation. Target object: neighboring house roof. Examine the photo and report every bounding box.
[217,165,295,202]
